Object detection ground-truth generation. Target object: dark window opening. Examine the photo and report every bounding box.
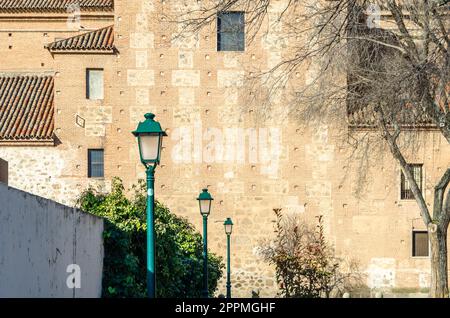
[412,231,429,257]
[88,149,104,178]
[217,12,245,51]
[401,164,423,200]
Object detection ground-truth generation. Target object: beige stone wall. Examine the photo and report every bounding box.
[0,13,116,205]
[331,130,450,292]
[1,0,449,298]
[0,13,113,70]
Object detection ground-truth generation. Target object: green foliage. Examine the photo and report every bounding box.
[77,178,224,298]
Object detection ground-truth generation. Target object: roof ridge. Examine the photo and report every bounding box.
[49,25,114,45]
[0,71,55,77]
[0,0,114,13]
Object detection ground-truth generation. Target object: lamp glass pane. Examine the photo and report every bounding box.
[139,134,160,161]
[199,200,211,215]
[225,224,233,234]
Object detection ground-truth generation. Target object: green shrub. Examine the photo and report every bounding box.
[77,178,224,298]
[259,210,364,298]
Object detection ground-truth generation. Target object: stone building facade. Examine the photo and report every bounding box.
[0,0,449,297]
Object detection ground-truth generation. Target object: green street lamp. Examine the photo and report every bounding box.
[132,113,167,298]
[197,188,213,298]
[224,218,233,298]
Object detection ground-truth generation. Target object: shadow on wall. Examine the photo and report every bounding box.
[0,158,7,185]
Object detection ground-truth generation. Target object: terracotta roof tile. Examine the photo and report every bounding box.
[47,25,115,52]
[0,0,113,13]
[0,75,54,142]
[348,105,436,129]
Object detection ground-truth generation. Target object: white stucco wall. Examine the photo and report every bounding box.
[0,182,104,298]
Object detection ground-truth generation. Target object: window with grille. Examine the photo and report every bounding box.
[400,164,423,200]
[86,69,104,100]
[412,231,429,257]
[88,149,104,178]
[217,12,245,51]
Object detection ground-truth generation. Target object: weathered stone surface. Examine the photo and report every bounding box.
[130,32,154,49]
[141,0,155,12]
[171,31,199,49]
[268,0,290,13]
[135,13,148,31]
[217,70,245,88]
[224,88,239,106]
[216,181,246,194]
[262,33,288,50]
[85,124,106,137]
[267,51,282,69]
[172,70,200,87]
[367,258,396,289]
[172,105,201,125]
[78,107,113,124]
[223,54,239,68]
[130,106,160,124]
[135,51,148,68]
[135,87,150,105]
[178,88,195,105]
[178,51,194,68]
[127,70,155,86]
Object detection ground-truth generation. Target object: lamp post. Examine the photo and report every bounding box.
[224,218,233,298]
[132,113,167,298]
[197,188,213,298]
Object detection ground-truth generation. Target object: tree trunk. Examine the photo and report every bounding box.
[429,223,449,298]
[429,169,450,298]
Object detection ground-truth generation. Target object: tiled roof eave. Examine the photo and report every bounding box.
[0,75,55,143]
[0,137,55,141]
[348,123,439,130]
[0,139,55,146]
[48,48,116,54]
[0,8,113,13]
[347,103,438,130]
[0,12,114,19]
[47,25,115,53]
[0,0,114,13]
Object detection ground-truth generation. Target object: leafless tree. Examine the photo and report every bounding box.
[258,210,364,298]
[170,0,450,297]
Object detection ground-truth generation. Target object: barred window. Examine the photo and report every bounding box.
[88,149,104,178]
[412,231,429,257]
[401,164,422,200]
[217,12,245,51]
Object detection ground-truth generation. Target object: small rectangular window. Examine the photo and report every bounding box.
[88,149,104,178]
[86,69,104,100]
[401,164,422,200]
[412,231,429,257]
[217,12,245,51]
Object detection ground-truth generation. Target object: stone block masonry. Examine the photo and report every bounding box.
[1,0,449,298]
